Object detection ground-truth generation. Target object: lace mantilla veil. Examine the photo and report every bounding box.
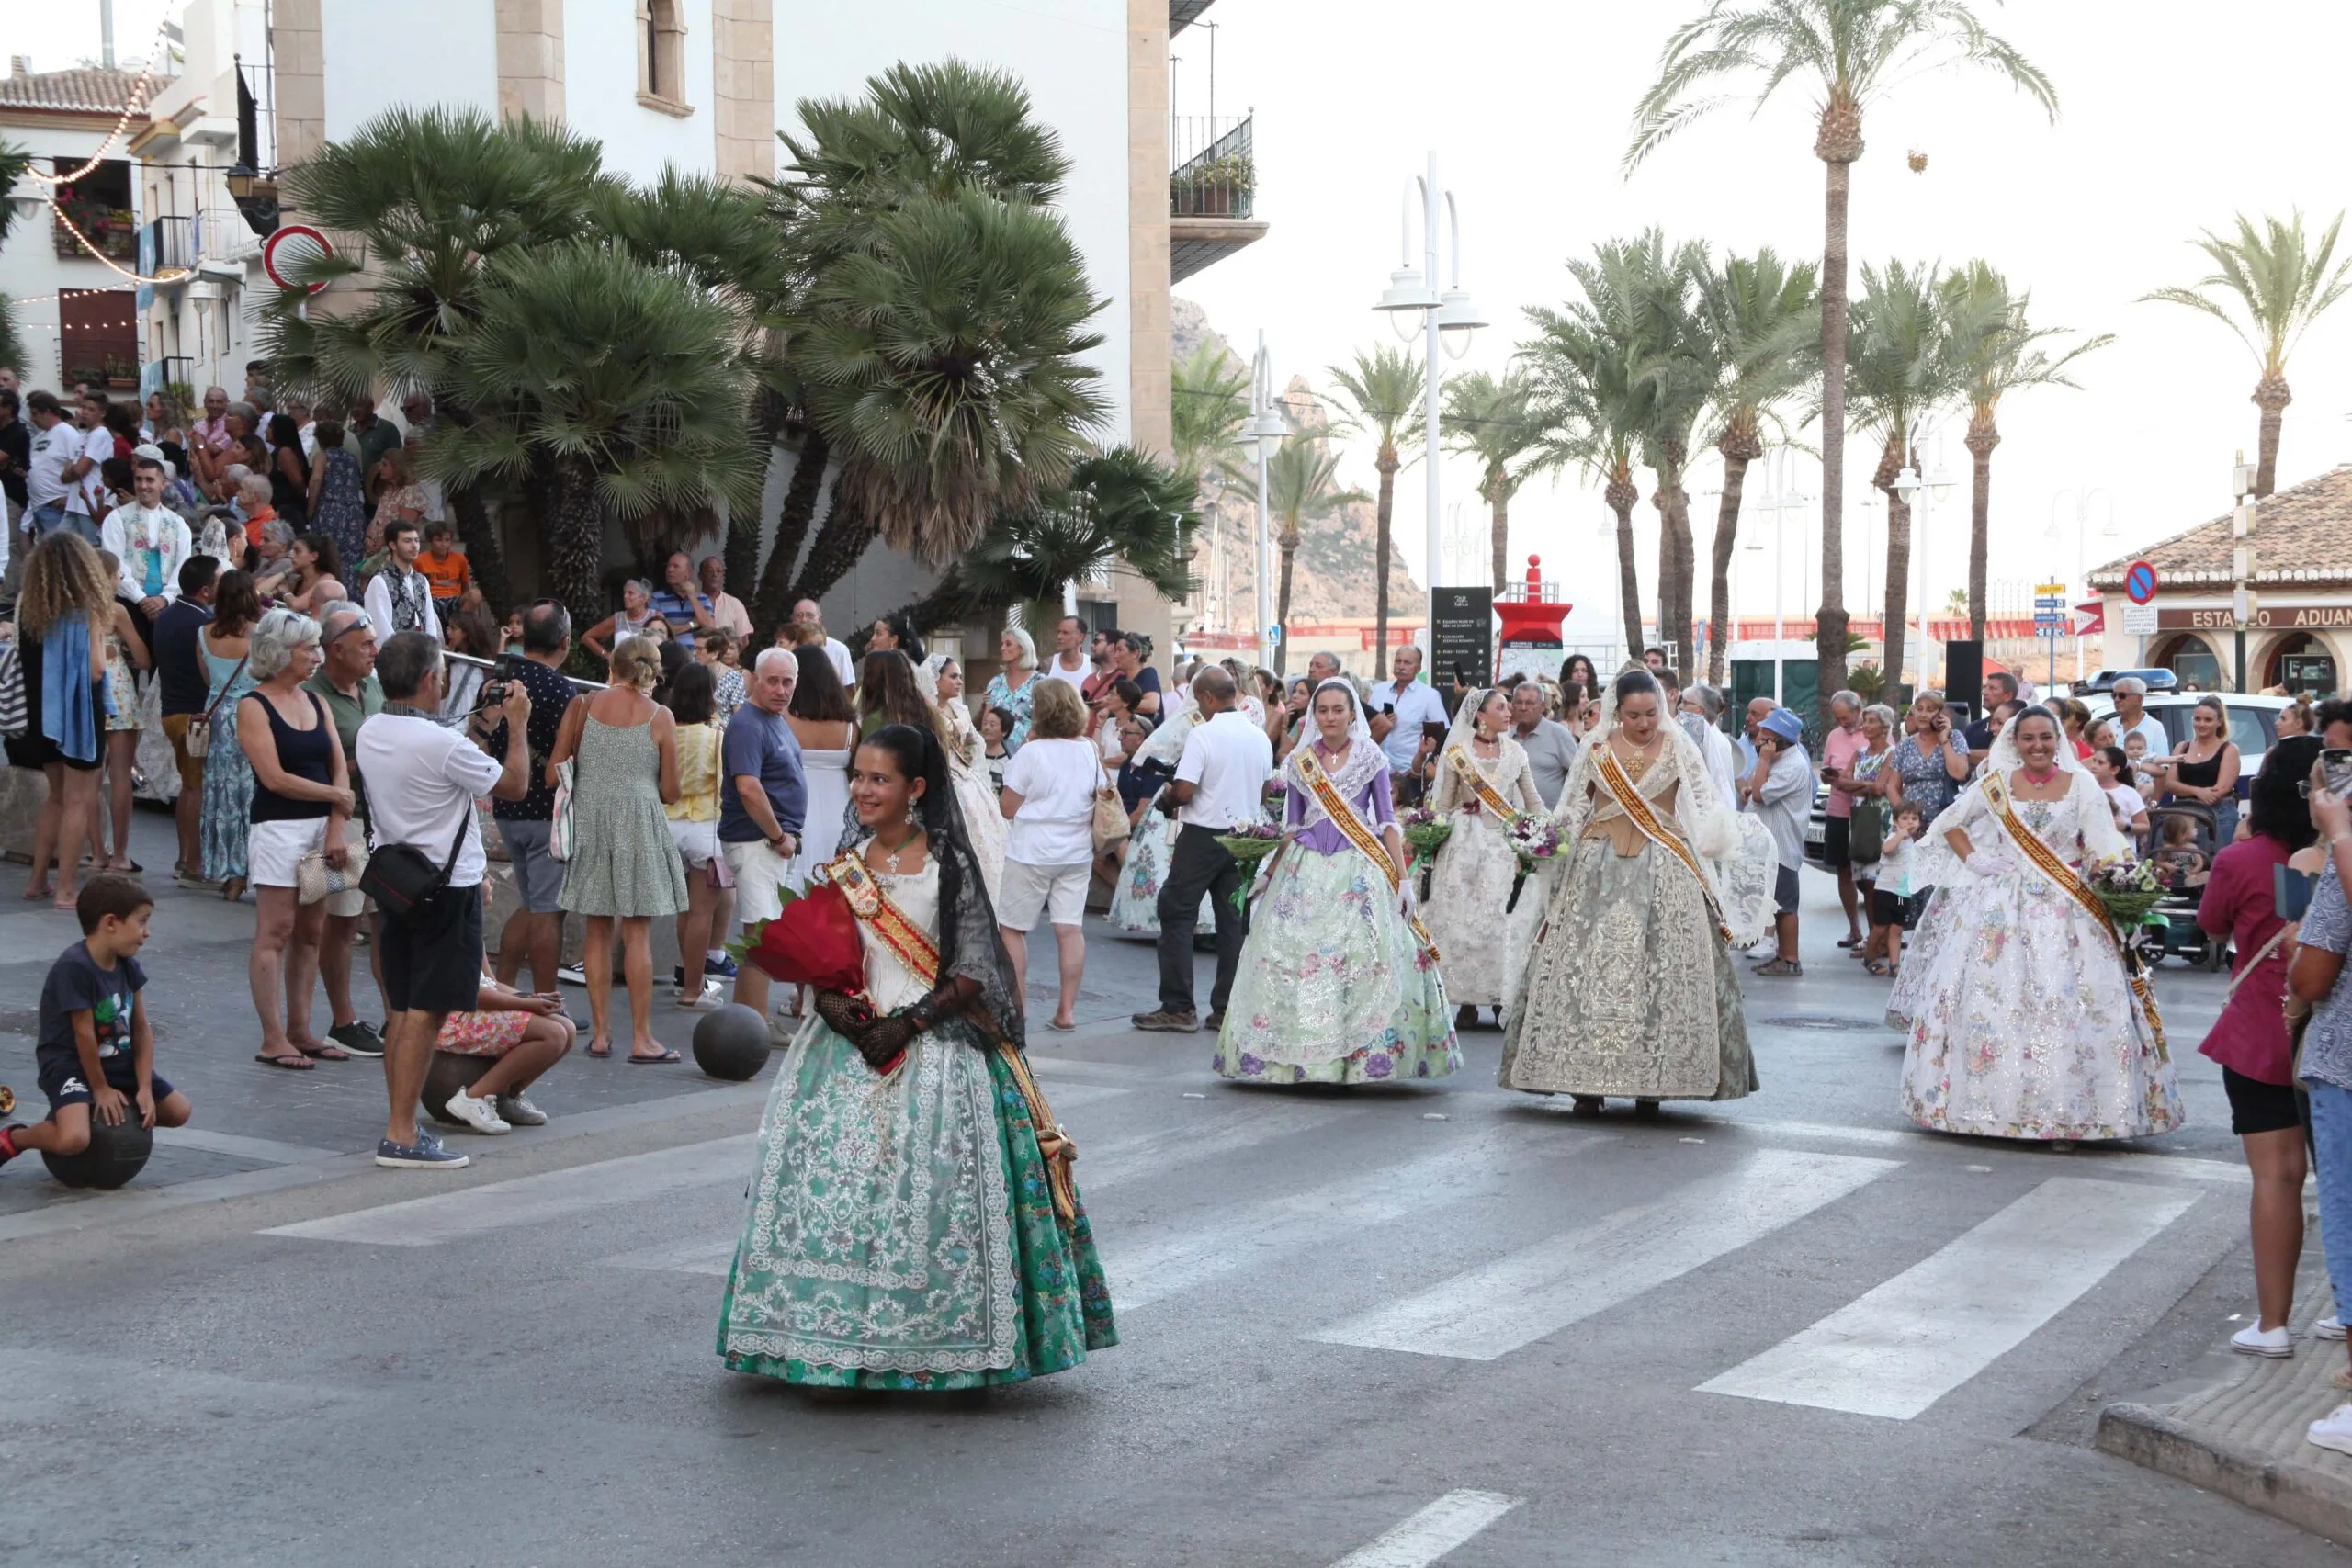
[1907,705,2126,894]
[1284,677,1386,827]
[1552,667,1778,946]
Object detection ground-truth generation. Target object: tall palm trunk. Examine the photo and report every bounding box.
[1813,94,1862,722]
[1486,468,1512,594]
[447,484,512,616]
[790,488,875,605]
[1608,463,1643,660]
[1708,421,1763,684]
[546,457,607,639]
[2253,369,2291,498]
[754,430,829,632]
[1274,525,1300,677]
[1875,443,1911,693]
[1668,477,1695,672]
[1372,446,1397,669]
[1964,412,1998,643]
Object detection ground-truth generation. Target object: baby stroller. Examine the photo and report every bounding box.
[2138,801,2225,971]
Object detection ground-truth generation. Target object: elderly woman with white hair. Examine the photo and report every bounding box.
[235,608,358,1067]
[983,625,1043,750]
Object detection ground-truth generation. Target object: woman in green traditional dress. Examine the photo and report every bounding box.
[717,723,1117,1388]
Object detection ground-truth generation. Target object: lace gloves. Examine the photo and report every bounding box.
[813,976,986,1071]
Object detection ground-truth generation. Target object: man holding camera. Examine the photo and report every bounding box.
[1370,645,1446,807]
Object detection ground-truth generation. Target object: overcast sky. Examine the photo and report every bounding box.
[17,1,2352,626]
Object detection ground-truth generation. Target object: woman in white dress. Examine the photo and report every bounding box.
[1420,687,1541,1026]
[1499,668,1778,1115]
[1891,706,2185,1144]
[783,644,857,890]
[925,653,1008,905]
[1214,679,1456,1084]
[1105,699,1216,938]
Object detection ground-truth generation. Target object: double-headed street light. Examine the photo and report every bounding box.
[1238,330,1290,662]
[1374,152,1485,657]
[1893,451,1954,686]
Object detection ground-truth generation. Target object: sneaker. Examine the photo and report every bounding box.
[329,1021,386,1058]
[495,1093,548,1127]
[2233,1324,2294,1359]
[441,1087,511,1135]
[703,952,739,979]
[376,1130,469,1169]
[2312,1404,2352,1455]
[1131,1009,1199,1032]
[1204,1010,1226,1032]
[2321,1316,2348,1342]
[557,962,588,987]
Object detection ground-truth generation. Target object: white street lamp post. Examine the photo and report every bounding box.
[1240,331,1290,663]
[1373,152,1484,659]
[1749,447,1814,704]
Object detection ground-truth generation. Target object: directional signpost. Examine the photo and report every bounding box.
[2034,581,2070,687]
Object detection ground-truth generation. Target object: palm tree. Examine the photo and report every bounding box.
[1627,0,2057,712]
[1696,249,1820,683]
[1845,259,1984,690]
[1521,297,1655,661]
[1170,340,1250,485]
[1325,345,1425,663]
[1941,261,2109,642]
[427,241,764,633]
[1442,368,1555,594]
[1264,434,1358,676]
[1625,235,1719,675]
[0,140,29,376]
[2144,210,2352,499]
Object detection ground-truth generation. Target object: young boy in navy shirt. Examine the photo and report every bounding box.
[0,875,189,1168]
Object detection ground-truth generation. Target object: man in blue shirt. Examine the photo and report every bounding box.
[720,648,808,1032]
[1367,645,1447,804]
[647,549,717,649]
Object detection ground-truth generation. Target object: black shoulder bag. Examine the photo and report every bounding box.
[360,808,470,918]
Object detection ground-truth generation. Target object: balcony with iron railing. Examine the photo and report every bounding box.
[141,215,197,276]
[1170,114,1267,282]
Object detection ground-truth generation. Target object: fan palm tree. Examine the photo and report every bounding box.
[1941,261,2109,642]
[1627,0,2058,711]
[751,59,1084,627]
[1442,368,1555,595]
[1521,293,1656,661]
[2144,210,2352,499]
[1845,260,1988,689]
[1265,434,1358,676]
[427,241,764,634]
[1696,249,1820,683]
[0,140,29,376]
[1325,345,1425,662]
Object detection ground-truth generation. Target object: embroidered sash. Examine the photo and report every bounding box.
[1295,750,1442,962]
[1979,773,2170,1064]
[1444,743,1523,824]
[1595,749,1732,942]
[820,851,1080,1226]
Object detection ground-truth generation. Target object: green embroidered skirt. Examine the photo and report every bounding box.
[718,1020,1117,1389]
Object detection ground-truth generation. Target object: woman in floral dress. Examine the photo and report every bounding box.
[1214,680,1456,1084]
[304,417,368,570]
[718,723,1116,1388]
[1420,687,1540,1026]
[982,626,1042,750]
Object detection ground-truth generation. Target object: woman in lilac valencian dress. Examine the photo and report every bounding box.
[1213,678,1458,1085]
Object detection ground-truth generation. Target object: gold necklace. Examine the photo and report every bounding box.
[1620,733,1663,781]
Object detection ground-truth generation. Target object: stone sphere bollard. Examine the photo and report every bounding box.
[692,1003,773,1081]
[421,1051,494,1126]
[41,1115,153,1190]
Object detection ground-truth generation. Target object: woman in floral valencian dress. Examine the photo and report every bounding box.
[1105,698,1216,938]
[1419,687,1541,1027]
[1891,706,2183,1144]
[1214,679,1457,1085]
[718,723,1116,1388]
[1499,668,1777,1114]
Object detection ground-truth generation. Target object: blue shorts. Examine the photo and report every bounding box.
[36,1049,172,1113]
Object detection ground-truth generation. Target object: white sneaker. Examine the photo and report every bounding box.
[2233,1323,2294,1358]
[443,1086,511,1135]
[495,1093,547,1127]
[557,962,587,987]
[2318,1315,2347,1342]
[2311,1404,2352,1455]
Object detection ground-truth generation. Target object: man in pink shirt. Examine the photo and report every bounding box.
[1819,689,1868,948]
[189,386,233,454]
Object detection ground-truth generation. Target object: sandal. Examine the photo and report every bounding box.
[1864,959,1893,977]
[586,1043,612,1059]
[1753,958,1804,977]
[1837,935,1863,949]
[254,1052,314,1070]
[295,1042,351,1061]
[627,1047,682,1064]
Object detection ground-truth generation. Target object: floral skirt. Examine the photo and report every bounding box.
[717,1019,1116,1389]
[1419,810,1520,1005]
[1213,841,1458,1085]
[1106,795,1214,936]
[200,727,255,883]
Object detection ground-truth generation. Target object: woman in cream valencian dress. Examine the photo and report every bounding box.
[1419,687,1541,1025]
[1499,668,1778,1114]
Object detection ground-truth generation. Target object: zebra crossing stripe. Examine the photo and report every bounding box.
[1329,1491,1522,1568]
[1698,1175,2199,1418]
[1306,1148,1899,1361]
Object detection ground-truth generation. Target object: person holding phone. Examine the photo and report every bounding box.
[1369,645,1446,803]
[1882,690,1971,827]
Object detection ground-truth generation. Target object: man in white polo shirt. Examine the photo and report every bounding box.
[1134,666,1273,1033]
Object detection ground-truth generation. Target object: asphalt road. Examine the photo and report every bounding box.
[2,810,2342,1566]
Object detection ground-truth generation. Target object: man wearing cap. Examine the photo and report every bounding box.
[1744,706,1813,976]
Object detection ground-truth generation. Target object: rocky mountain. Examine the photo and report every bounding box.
[1173,297,1423,628]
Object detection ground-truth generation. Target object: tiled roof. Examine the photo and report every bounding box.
[2089,466,2352,592]
[0,65,157,118]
